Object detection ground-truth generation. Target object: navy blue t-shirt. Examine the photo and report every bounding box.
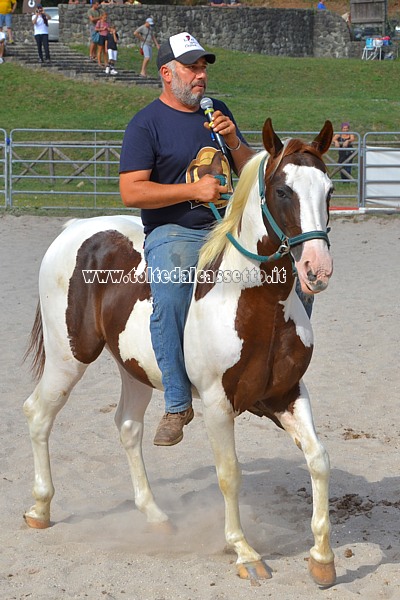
[119,98,245,235]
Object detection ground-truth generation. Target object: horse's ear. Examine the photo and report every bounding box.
[311,121,334,156]
[262,118,284,157]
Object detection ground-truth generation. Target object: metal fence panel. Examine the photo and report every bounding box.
[363,132,400,209]
[9,128,125,209]
[3,127,384,211]
[0,129,7,208]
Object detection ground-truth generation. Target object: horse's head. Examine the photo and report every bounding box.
[262,119,334,294]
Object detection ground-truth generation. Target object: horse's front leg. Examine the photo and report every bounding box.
[202,400,271,581]
[278,380,336,587]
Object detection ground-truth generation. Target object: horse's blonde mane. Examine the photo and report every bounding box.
[197,150,267,271]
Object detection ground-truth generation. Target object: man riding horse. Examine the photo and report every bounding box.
[119,31,314,448]
[119,32,253,446]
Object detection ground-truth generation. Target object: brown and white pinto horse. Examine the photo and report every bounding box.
[23,119,336,586]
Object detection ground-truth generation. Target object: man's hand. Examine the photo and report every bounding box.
[203,110,237,149]
[192,174,228,204]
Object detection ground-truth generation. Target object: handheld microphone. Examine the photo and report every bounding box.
[200,97,228,157]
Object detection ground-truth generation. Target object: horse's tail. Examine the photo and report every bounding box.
[23,302,45,381]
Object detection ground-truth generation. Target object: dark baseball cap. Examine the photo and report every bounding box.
[157,32,216,70]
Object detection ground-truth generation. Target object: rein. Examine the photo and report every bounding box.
[210,154,330,270]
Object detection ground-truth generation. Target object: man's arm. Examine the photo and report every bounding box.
[120,170,227,209]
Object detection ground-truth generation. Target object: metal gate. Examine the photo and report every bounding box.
[362,132,400,209]
[8,128,124,209]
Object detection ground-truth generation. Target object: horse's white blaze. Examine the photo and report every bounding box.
[283,164,330,232]
[118,300,162,387]
[280,285,314,347]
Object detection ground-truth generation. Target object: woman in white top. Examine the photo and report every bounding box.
[32,4,51,64]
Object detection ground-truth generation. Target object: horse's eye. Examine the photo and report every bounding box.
[276,188,286,198]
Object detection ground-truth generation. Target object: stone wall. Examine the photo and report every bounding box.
[12,5,354,59]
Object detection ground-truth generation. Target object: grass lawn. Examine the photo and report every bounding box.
[1,45,400,134]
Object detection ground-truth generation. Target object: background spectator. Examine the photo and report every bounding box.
[0,27,5,63]
[105,24,118,75]
[333,122,356,179]
[87,0,101,62]
[95,11,110,67]
[0,0,16,44]
[32,4,51,65]
[134,17,159,78]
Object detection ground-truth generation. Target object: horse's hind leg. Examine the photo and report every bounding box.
[23,357,87,529]
[278,380,336,586]
[115,367,168,525]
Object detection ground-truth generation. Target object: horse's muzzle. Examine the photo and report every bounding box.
[303,276,330,294]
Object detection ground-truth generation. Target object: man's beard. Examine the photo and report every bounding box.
[170,73,205,108]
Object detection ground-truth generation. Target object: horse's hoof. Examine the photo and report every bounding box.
[237,560,272,581]
[23,513,51,529]
[308,557,336,587]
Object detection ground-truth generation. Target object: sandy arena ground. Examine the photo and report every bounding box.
[0,214,399,600]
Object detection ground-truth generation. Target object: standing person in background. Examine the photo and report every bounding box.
[95,11,110,67]
[87,0,101,62]
[0,27,5,63]
[32,4,51,65]
[0,0,16,44]
[332,122,355,179]
[105,24,118,75]
[134,17,159,78]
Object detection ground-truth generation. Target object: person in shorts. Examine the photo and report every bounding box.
[105,24,118,75]
[95,11,110,67]
[134,17,159,77]
[0,28,5,63]
[0,0,16,44]
[87,0,101,61]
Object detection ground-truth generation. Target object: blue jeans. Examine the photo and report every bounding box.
[144,224,209,414]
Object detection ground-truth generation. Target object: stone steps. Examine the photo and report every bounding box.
[4,42,161,86]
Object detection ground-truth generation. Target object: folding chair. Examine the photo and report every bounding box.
[362,38,377,60]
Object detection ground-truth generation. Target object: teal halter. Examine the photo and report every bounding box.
[210,155,330,268]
